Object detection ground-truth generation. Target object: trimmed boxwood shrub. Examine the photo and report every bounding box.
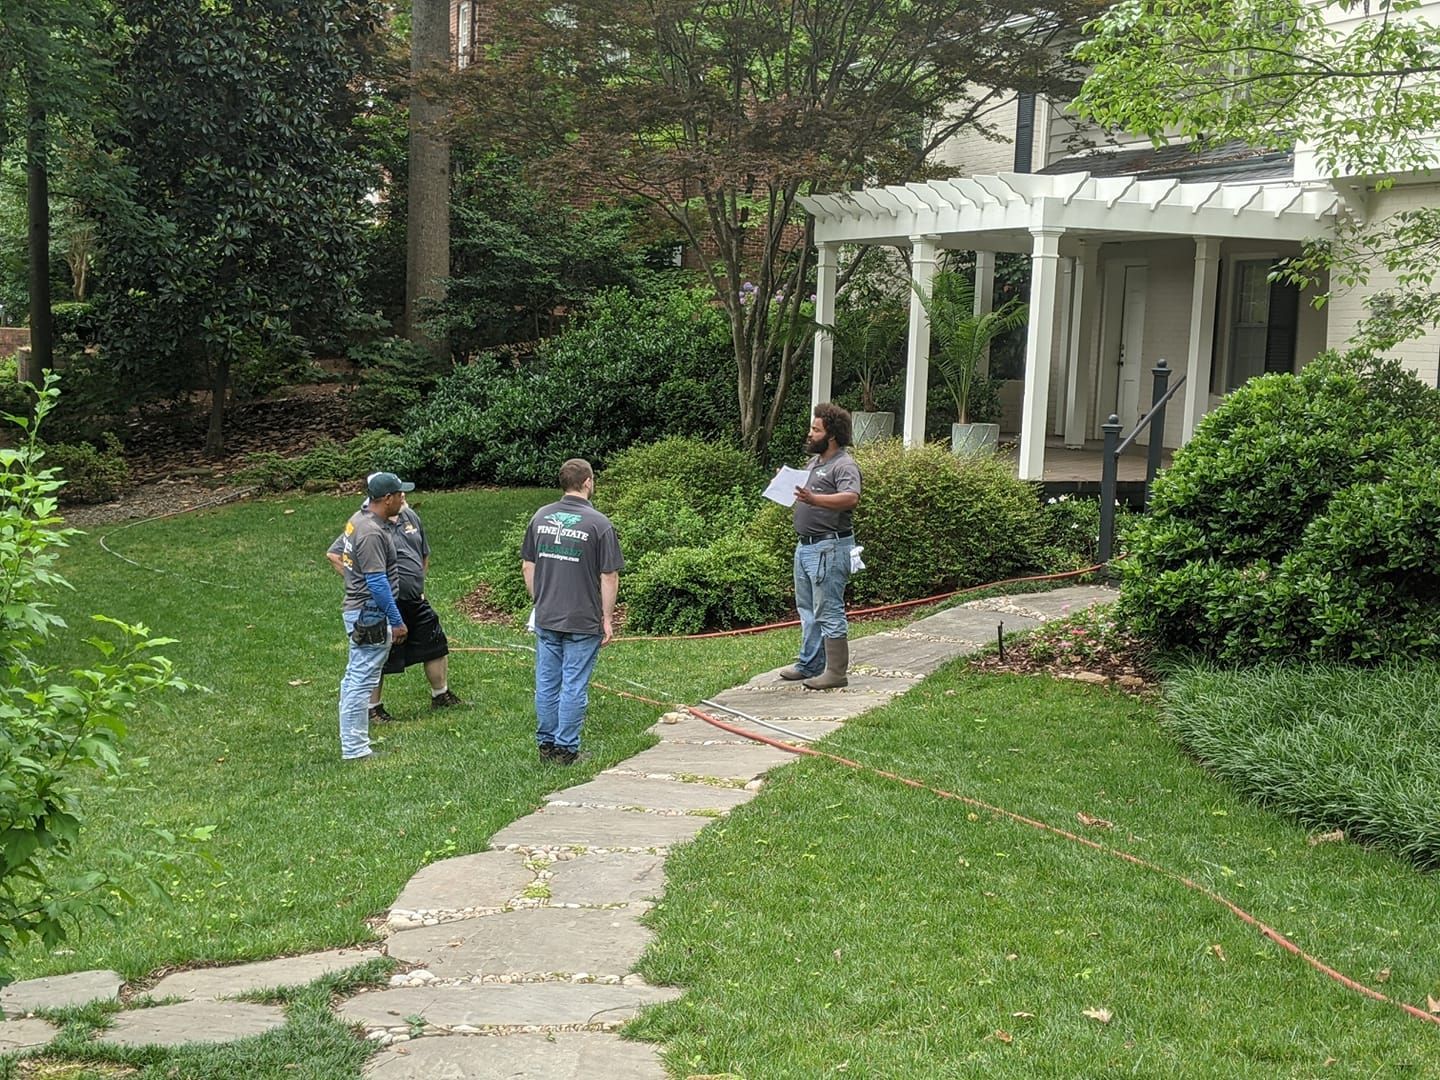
[624,534,789,635]
[599,436,765,524]
[39,434,130,504]
[1120,352,1440,662]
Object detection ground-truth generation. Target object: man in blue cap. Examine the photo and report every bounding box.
[335,472,412,761]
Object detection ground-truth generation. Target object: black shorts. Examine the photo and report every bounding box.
[383,597,449,675]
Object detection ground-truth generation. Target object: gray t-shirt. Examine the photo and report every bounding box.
[792,450,862,536]
[331,503,429,601]
[520,494,625,636]
[339,507,399,612]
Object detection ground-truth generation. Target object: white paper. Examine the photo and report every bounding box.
[763,465,812,507]
[525,607,536,633]
[849,544,866,574]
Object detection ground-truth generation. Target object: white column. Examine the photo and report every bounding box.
[1053,256,1075,437]
[811,243,838,408]
[1019,227,1063,480]
[902,235,940,448]
[1063,241,1098,447]
[973,250,995,377]
[1183,237,1221,442]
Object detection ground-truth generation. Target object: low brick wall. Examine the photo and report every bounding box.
[0,327,29,359]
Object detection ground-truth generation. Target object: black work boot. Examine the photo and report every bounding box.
[802,637,849,690]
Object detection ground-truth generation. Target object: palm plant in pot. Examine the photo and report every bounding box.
[826,298,907,443]
[915,268,1027,454]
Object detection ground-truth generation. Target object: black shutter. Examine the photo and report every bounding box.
[1014,93,1036,173]
[1264,275,1300,374]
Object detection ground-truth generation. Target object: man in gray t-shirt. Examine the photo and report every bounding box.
[520,458,624,764]
[328,492,461,722]
[778,402,861,690]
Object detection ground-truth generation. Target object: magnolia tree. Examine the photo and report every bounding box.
[456,0,1094,457]
[0,377,207,988]
[1072,0,1440,353]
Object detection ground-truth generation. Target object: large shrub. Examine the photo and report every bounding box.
[625,534,789,635]
[598,436,765,523]
[393,284,738,486]
[1120,353,1440,662]
[38,434,131,504]
[842,440,1048,604]
[347,337,449,429]
[238,429,404,493]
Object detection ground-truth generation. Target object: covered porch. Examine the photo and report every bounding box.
[798,171,1341,479]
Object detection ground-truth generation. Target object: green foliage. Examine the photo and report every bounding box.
[625,534,789,636]
[36,433,129,504]
[393,285,738,486]
[846,440,1047,604]
[238,430,403,494]
[0,356,31,419]
[468,513,533,624]
[92,0,382,446]
[827,293,907,414]
[599,436,765,524]
[1119,353,1440,662]
[1037,495,1140,572]
[1164,661,1440,869]
[0,375,198,985]
[347,337,449,429]
[431,152,655,359]
[49,301,94,344]
[915,269,1026,425]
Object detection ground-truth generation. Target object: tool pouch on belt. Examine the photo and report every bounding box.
[350,620,389,646]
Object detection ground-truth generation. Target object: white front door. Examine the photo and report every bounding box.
[1114,265,1148,431]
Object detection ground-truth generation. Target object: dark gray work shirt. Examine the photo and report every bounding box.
[331,503,429,601]
[520,494,625,636]
[792,450,862,536]
[339,507,399,611]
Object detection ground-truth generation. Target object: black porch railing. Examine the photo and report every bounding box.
[1098,359,1187,564]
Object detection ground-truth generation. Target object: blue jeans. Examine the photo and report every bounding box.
[793,536,853,675]
[339,605,392,760]
[534,628,604,752]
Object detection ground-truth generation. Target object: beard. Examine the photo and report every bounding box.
[806,434,830,455]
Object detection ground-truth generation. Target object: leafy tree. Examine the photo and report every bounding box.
[0,0,109,377]
[0,376,204,986]
[92,0,383,455]
[432,152,654,359]
[1072,0,1440,353]
[457,0,1092,457]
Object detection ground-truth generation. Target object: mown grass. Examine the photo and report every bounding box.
[17,487,809,983]
[630,668,1440,1078]
[1164,661,1440,869]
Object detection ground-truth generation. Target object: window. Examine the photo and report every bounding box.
[1225,259,1299,391]
[456,2,473,69]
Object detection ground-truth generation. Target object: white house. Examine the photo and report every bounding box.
[800,7,1440,480]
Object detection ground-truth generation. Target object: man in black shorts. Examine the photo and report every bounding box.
[328,475,462,720]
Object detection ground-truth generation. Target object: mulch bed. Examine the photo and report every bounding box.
[970,634,1159,696]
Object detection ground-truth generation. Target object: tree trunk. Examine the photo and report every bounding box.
[205,356,230,458]
[404,0,451,359]
[23,98,52,383]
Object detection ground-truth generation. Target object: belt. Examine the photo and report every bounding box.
[798,530,853,545]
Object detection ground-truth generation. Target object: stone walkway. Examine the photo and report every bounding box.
[0,585,1115,1076]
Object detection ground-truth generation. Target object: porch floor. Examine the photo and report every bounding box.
[999,437,1173,484]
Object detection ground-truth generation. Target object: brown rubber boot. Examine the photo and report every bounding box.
[777,665,813,681]
[802,637,849,690]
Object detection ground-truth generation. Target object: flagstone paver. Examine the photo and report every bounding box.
[612,741,797,780]
[848,632,976,677]
[651,714,842,744]
[390,851,536,919]
[96,1000,287,1047]
[385,907,653,979]
[545,853,666,906]
[148,948,383,1001]
[0,1017,57,1050]
[0,969,123,1013]
[904,606,1043,642]
[490,805,712,849]
[545,774,755,814]
[364,1031,668,1079]
[339,982,681,1031]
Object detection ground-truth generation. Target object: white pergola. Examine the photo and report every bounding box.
[799,170,1343,479]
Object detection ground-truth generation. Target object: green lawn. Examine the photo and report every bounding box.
[20,487,805,982]
[630,669,1440,1078]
